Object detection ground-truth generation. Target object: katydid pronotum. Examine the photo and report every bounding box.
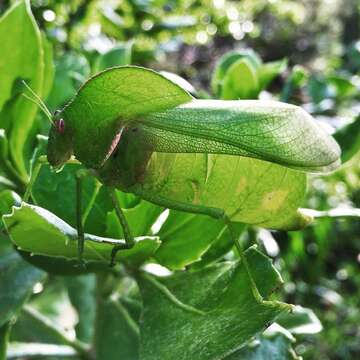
[23,66,340,300]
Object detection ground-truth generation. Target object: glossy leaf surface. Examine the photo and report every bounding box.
[0,252,45,327]
[0,0,45,177]
[3,203,160,266]
[139,246,290,360]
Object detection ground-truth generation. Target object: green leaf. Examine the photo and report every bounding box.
[0,189,21,251]
[95,293,139,360]
[227,323,300,360]
[221,58,259,100]
[93,42,133,73]
[61,66,193,168]
[211,50,262,96]
[138,246,291,360]
[154,211,226,270]
[333,115,360,163]
[0,130,21,188]
[280,65,308,103]
[106,198,164,238]
[0,252,45,327]
[277,306,322,335]
[190,223,247,270]
[41,33,55,100]
[65,275,96,342]
[32,163,107,232]
[47,52,90,111]
[258,59,287,90]
[0,190,21,217]
[0,0,45,178]
[327,75,357,98]
[2,203,160,267]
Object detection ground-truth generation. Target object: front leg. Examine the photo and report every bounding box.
[108,187,135,266]
[75,168,100,265]
[75,170,85,264]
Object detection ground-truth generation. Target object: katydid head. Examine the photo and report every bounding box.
[21,80,73,168]
[47,110,73,169]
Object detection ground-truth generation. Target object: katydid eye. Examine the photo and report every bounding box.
[55,118,65,133]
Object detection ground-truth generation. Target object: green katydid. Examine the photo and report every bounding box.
[24,66,340,296]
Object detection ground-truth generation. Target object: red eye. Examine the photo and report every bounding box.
[55,119,65,133]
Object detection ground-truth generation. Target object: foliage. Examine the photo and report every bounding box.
[0,0,359,360]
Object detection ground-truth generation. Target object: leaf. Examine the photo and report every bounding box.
[221,58,259,100]
[333,115,360,163]
[0,190,21,217]
[258,59,287,90]
[277,306,322,335]
[106,198,164,238]
[93,42,133,73]
[41,33,55,100]
[280,65,308,103]
[95,293,139,360]
[190,222,247,270]
[154,211,226,270]
[155,211,225,269]
[0,189,21,247]
[0,252,45,327]
[227,323,300,360]
[138,246,291,360]
[2,203,161,267]
[65,275,96,342]
[32,163,108,233]
[211,50,262,96]
[61,66,193,168]
[46,52,90,111]
[327,75,357,98]
[0,0,45,178]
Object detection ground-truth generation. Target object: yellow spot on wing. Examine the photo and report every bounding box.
[235,177,247,197]
[261,190,289,211]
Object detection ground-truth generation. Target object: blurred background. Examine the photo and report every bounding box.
[1,0,359,359]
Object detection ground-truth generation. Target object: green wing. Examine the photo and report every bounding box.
[138,99,341,173]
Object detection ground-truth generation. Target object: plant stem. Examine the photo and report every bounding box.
[110,297,140,337]
[0,322,11,360]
